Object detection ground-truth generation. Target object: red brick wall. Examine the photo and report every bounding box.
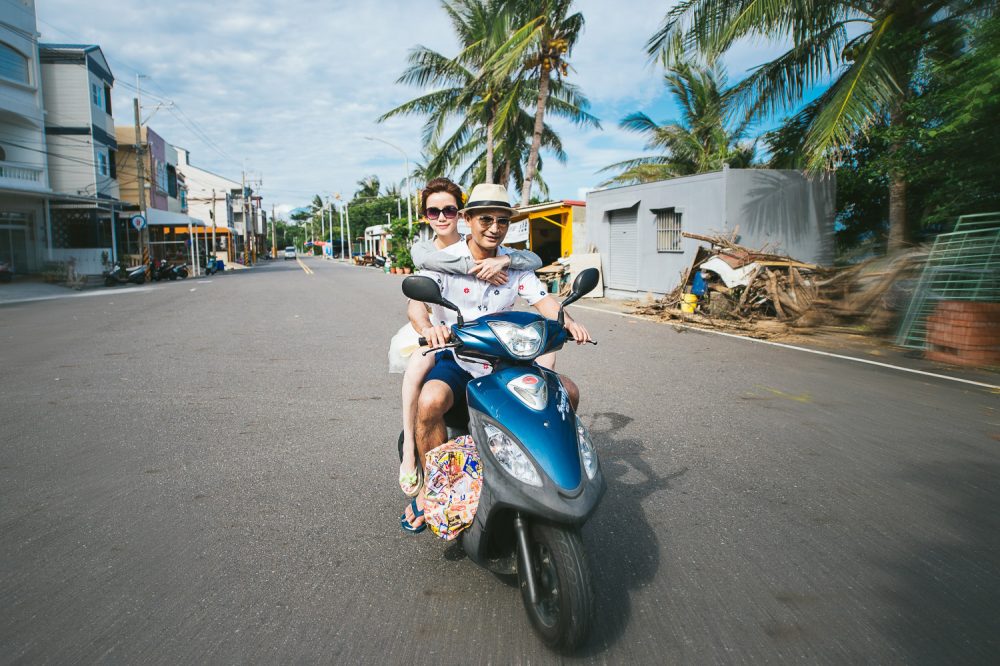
[925,301,1000,367]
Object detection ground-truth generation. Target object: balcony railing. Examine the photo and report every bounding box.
[0,163,43,183]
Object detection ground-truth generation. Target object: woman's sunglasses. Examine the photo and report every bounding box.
[425,206,459,220]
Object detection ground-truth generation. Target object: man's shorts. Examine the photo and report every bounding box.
[424,351,474,428]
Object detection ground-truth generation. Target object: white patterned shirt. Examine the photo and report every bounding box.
[418,239,550,377]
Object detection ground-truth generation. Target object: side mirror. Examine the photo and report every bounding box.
[402,275,465,326]
[558,268,600,325]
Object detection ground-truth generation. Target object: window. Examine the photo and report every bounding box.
[166,164,177,198]
[108,149,116,179]
[0,42,29,85]
[91,82,102,107]
[654,208,683,252]
[98,151,108,176]
[104,84,112,114]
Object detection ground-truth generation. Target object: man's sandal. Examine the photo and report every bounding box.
[399,463,422,497]
[400,498,426,534]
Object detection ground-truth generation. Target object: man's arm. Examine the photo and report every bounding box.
[407,299,451,349]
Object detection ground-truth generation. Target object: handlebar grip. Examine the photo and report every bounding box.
[418,337,427,346]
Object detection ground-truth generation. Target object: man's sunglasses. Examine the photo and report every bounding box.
[425,206,459,220]
[475,215,511,228]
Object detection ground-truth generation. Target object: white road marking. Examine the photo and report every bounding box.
[572,303,1000,391]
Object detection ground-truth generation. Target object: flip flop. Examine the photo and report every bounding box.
[399,463,422,497]
[400,498,426,534]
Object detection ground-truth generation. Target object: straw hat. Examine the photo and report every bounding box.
[460,183,526,221]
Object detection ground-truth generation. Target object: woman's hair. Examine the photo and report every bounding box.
[420,178,463,216]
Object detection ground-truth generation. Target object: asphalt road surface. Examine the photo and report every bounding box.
[1,257,997,664]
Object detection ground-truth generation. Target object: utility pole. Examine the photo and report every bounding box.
[211,189,217,267]
[132,97,148,275]
[270,204,276,258]
[327,197,333,259]
[242,169,250,266]
[345,202,353,262]
[336,194,344,261]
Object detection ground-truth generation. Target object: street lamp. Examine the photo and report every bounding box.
[365,136,412,233]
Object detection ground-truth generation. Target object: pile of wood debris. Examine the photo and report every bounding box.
[631,232,925,338]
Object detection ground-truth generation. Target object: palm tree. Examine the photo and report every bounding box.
[646,0,989,251]
[599,62,755,186]
[379,0,514,184]
[354,175,381,199]
[485,0,586,205]
[379,0,599,197]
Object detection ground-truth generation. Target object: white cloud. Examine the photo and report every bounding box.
[35,0,800,213]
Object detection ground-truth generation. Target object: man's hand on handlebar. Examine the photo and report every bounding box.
[421,324,452,349]
[564,319,593,345]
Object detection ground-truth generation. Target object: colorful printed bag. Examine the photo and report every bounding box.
[422,435,483,540]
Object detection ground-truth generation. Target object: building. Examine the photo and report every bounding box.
[40,42,120,275]
[509,200,587,265]
[0,0,49,274]
[585,167,835,297]
[176,147,240,263]
[116,125,206,263]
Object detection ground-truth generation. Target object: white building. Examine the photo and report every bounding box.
[0,0,50,274]
[40,42,120,275]
[176,147,240,262]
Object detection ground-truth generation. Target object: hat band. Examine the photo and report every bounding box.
[465,200,512,209]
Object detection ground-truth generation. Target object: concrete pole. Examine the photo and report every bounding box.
[338,204,345,261]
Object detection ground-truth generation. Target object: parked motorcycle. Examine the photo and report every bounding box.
[104,260,146,286]
[400,268,604,651]
[169,263,189,280]
[201,254,220,275]
[149,260,173,282]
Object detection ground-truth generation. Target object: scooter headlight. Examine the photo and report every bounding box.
[483,422,542,487]
[576,417,599,480]
[487,320,546,359]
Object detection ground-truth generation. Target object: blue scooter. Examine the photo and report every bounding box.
[401,268,605,651]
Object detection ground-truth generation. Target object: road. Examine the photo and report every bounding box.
[1,257,997,664]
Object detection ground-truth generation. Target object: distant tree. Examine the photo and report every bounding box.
[354,175,381,199]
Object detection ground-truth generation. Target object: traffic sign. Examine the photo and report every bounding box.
[130,214,147,231]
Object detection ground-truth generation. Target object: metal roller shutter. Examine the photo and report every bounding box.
[608,208,638,291]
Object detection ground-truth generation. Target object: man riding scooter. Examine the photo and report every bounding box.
[401,183,592,533]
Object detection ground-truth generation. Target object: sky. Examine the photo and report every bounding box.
[35,0,792,219]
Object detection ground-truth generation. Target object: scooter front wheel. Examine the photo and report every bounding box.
[518,522,595,651]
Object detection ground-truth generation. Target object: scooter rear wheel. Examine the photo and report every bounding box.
[518,522,595,651]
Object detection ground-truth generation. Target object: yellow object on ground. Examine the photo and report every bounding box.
[681,293,698,313]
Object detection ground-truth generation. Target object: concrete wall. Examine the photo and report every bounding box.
[40,59,88,127]
[725,169,835,266]
[45,133,94,195]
